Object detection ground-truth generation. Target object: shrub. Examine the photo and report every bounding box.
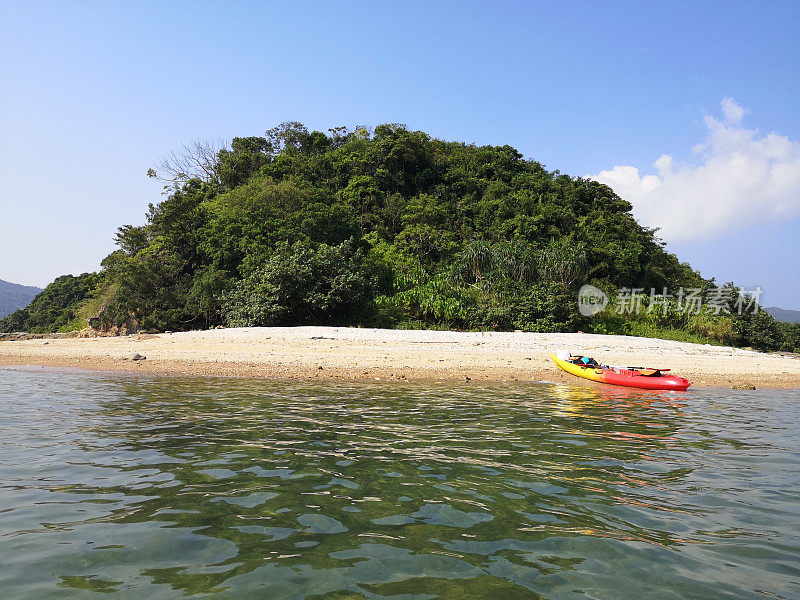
[223,240,375,327]
[735,309,783,352]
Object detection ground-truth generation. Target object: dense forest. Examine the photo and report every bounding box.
[2,122,798,352]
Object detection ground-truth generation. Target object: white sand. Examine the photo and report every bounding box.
[1,326,799,388]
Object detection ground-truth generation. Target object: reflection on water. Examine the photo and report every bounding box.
[0,369,799,599]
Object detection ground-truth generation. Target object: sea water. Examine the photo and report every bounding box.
[0,368,798,599]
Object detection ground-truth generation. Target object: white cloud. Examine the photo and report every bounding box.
[721,96,747,124]
[589,98,800,242]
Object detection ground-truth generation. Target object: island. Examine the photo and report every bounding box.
[2,123,798,386]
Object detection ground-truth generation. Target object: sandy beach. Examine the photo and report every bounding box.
[1,326,799,388]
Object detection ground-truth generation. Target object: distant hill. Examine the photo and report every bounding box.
[0,279,42,317]
[0,274,93,333]
[765,306,800,324]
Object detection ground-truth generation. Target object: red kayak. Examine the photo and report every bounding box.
[552,353,691,391]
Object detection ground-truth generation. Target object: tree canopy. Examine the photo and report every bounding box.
[94,122,705,333]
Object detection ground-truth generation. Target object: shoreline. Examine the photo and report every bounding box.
[1,326,799,389]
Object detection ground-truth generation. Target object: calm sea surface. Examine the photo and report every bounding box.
[1,368,799,599]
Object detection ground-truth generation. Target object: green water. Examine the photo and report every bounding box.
[1,369,799,599]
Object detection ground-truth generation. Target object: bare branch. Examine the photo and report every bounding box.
[148,138,229,185]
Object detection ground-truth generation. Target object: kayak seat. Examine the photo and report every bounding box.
[638,369,662,377]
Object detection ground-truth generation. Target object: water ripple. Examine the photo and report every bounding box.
[0,370,799,598]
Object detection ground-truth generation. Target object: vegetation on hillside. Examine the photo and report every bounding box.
[587,288,800,352]
[0,274,94,333]
[2,122,797,352]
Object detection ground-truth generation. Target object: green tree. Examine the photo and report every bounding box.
[27,120,743,344]
[0,274,95,333]
[223,241,375,327]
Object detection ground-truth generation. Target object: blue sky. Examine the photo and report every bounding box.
[2,1,799,307]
